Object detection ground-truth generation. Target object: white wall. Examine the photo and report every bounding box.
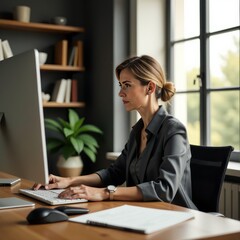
[130,0,166,125]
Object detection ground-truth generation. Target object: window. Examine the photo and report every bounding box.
[167,0,240,152]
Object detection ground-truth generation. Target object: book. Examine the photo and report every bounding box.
[71,79,78,102]
[64,79,72,103]
[55,39,68,65]
[73,45,79,67]
[55,79,67,103]
[51,80,62,101]
[74,40,83,67]
[2,40,13,59]
[69,205,194,234]
[68,46,75,66]
[0,39,4,61]
[51,79,67,103]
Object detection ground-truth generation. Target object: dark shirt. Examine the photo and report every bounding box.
[97,106,197,209]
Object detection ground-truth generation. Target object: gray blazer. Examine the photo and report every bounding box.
[97,106,197,209]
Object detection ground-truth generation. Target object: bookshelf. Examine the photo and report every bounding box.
[0,19,84,34]
[43,102,85,108]
[40,64,85,71]
[0,19,85,108]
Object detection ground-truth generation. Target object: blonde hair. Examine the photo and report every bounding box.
[116,55,175,102]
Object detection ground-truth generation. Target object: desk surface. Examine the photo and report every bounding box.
[0,171,240,240]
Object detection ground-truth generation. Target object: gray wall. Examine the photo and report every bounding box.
[83,0,130,172]
[0,0,130,174]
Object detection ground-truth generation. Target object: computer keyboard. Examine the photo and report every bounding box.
[19,188,88,205]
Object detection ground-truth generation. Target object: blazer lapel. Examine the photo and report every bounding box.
[137,106,170,183]
[137,133,156,183]
[125,124,140,183]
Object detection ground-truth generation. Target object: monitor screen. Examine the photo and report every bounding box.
[0,49,49,184]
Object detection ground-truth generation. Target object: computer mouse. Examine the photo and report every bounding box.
[55,206,89,215]
[27,207,68,224]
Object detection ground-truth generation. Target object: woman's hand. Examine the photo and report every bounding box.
[58,184,109,201]
[32,174,72,190]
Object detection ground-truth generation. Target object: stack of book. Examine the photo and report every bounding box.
[55,39,83,67]
[51,79,78,103]
[0,39,13,61]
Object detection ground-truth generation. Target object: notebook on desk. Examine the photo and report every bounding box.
[69,204,194,234]
[19,188,88,205]
[0,178,21,186]
[0,197,35,210]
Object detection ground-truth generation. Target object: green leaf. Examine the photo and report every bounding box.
[83,147,96,163]
[70,137,84,154]
[58,118,70,129]
[77,124,103,135]
[85,143,97,153]
[46,139,64,152]
[74,118,85,132]
[61,145,77,159]
[69,109,79,129]
[44,119,62,133]
[63,128,74,138]
[79,134,99,147]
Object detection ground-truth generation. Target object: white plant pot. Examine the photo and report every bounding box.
[57,155,83,177]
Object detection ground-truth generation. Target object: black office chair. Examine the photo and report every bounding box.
[190,144,234,214]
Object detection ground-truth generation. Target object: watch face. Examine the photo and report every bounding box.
[107,185,116,191]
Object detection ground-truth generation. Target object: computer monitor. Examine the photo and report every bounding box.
[0,49,49,184]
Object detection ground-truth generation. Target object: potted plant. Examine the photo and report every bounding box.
[44,109,103,177]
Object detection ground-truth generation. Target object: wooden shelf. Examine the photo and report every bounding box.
[40,64,85,71]
[0,19,86,110]
[0,19,84,33]
[43,102,85,108]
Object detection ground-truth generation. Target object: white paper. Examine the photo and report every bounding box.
[69,204,194,234]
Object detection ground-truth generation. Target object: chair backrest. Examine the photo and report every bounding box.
[190,144,234,212]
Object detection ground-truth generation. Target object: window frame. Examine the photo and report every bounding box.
[166,0,240,156]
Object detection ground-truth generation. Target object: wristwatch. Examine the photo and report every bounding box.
[107,185,117,200]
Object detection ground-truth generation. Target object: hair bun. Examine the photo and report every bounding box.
[161,82,176,102]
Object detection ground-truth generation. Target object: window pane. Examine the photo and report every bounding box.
[209,0,240,32]
[210,91,240,150]
[172,0,199,40]
[209,30,240,88]
[173,40,200,91]
[173,93,200,145]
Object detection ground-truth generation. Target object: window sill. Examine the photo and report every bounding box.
[226,161,240,177]
[106,152,121,161]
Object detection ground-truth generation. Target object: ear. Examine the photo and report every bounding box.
[147,81,156,95]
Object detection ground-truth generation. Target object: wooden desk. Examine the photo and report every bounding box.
[0,171,240,240]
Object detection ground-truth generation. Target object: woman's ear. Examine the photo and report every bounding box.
[147,81,156,95]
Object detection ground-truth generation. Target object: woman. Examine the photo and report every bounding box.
[34,55,197,209]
